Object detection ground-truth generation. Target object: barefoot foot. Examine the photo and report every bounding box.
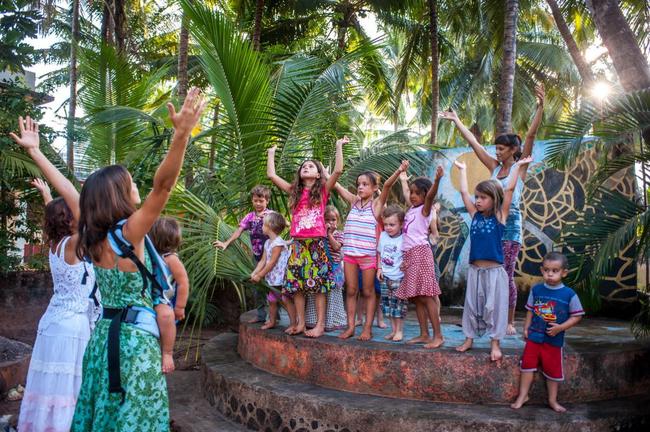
[338,327,355,339]
[392,331,403,342]
[424,336,444,349]
[261,321,276,330]
[455,339,473,352]
[247,316,263,324]
[490,346,503,362]
[506,323,517,335]
[384,332,396,340]
[406,335,432,345]
[377,321,388,329]
[510,395,529,409]
[284,325,296,334]
[358,328,373,341]
[549,401,567,413]
[305,326,325,338]
[288,324,305,335]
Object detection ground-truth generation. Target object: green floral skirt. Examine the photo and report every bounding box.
[71,319,169,431]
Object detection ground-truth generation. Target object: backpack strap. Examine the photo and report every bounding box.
[108,221,162,299]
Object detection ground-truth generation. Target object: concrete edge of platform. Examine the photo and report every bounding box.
[203,332,650,432]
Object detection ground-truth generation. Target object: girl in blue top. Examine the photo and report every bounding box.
[454,156,532,362]
[440,85,544,335]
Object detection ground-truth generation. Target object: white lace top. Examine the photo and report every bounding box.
[37,236,99,333]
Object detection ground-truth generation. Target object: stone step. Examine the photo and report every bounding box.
[203,332,650,432]
[168,370,246,432]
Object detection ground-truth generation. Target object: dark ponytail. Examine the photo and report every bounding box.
[494,134,522,161]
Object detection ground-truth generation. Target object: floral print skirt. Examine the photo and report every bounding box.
[285,237,335,294]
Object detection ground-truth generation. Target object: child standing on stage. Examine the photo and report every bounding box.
[511,252,584,412]
[377,205,407,341]
[454,156,532,361]
[396,167,445,349]
[149,217,191,373]
[305,206,347,331]
[338,160,410,341]
[214,185,272,323]
[440,85,545,335]
[267,138,345,338]
[250,212,295,332]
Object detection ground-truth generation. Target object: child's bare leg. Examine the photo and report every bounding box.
[283,297,297,334]
[356,294,365,325]
[407,299,432,344]
[155,304,176,374]
[262,302,278,330]
[340,262,359,339]
[546,380,566,412]
[392,318,404,342]
[510,372,534,409]
[423,296,444,348]
[376,293,387,328]
[507,307,517,335]
[290,293,306,335]
[456,337,473,352]
[306,293,326,338]
[490,339,503,361]
[384,317,396,340]
[359,268,376,341]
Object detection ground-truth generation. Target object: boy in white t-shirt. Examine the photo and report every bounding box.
[377,205,406,341]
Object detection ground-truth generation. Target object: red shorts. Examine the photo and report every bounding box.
[520,340,564,381]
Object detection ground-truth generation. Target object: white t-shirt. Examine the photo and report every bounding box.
[377,232,404,280]
[263,237,290,286]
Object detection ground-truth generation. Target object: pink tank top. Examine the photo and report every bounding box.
[402,205,433,251]
[290,187,328,238]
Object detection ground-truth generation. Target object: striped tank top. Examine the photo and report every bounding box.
[343,199,378,257]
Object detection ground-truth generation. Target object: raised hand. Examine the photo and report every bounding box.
[336,136,350,147]
[213,240,228,250]
[453,160,466,170]
[438,109,459,122]
[516,155,533,166]
[399,159,410,173]
[30,178,50,195]
[9,116,40,152]
[535,84,545,107]
[399,170,410,183]
[167,87,207,133]
[435,165,444,180]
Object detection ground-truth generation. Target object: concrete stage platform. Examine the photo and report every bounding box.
[237,309,650,405]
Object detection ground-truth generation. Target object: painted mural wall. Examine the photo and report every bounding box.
[430,141,637,315]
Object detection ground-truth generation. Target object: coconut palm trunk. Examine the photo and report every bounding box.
[178,20,189,101]
[496,0,519,135]
[546,0,593,84]
[252,0,265,51]
[428,0,439,146]
[66,0,80,171]
[587,0,650,144]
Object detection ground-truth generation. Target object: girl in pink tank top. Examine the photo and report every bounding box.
[336,160,411,341]
[266,138,346,338]
[395,166,445,349]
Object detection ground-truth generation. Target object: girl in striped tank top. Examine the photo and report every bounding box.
[338,160,411,341]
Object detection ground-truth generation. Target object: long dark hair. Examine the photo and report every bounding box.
[288,160,327,211]
[76,165,136,261]
[494,134,522,161]
[43,197,74,247]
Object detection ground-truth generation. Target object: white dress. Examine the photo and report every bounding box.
[18,236,98,432]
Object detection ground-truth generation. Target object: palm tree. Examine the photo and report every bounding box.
[546,0,593,84]
[67,0,80,171]
[252,0,265,51]
[496,0,519,135]
[427,0,439,146]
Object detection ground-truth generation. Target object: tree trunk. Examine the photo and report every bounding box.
[252,0,265,51]
[428,0,439,146]
[208,102,220,172]
[546,0,593,84]
[114,0,127,55]
[587,0,650,144]
[335,1,353,56]
[496,0,519,135]
[178,17,189,101]
[66,0,80,172]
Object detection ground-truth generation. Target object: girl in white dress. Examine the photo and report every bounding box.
[11,116,98,432]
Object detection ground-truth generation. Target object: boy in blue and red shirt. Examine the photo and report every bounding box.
[511,252,584,412]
